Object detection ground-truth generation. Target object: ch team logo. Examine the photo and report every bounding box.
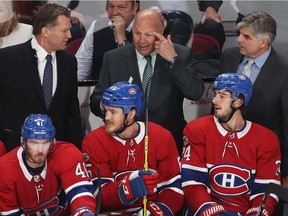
[24,195,66,216]
[209,164,251,196]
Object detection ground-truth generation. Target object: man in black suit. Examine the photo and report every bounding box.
[220,11,288,189]
[90,8,204,154]
[0,3,83,151]
[76,0,140,80]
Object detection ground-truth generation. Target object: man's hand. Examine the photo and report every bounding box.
[110,16,127,44]
[153,33,177,62]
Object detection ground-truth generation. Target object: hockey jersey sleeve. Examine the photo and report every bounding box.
[245,129,281,215]
[53,143,96,215]
[181,121,218,214]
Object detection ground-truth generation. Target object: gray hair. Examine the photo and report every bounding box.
[236,11,276,45]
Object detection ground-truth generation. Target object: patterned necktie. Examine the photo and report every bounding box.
[142,55,153,103]
[242,59,254,78]
[43,54,53,109]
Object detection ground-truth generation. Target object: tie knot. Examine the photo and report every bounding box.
[246,58,254,66]
[46,54,52,62]
[144,55,151,62]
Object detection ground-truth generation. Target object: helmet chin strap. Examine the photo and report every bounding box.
[115,116,135,134]
[218,101,238,124]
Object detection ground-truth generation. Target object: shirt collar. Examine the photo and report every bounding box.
[243,46,271,69]
[135,49,157,62]
[126,19,134,32]
[31,36,56,62]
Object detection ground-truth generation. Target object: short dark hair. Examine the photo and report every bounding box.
[106,0,140,11]
[32,3,70,35]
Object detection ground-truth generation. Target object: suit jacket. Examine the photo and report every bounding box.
[220,47,288,175]
[90,43,204,153]
[0,40,83,151]
[91,27,133,80]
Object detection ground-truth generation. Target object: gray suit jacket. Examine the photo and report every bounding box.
[221,47,288,175]
[90,43,204,153]
[0,40,83,151]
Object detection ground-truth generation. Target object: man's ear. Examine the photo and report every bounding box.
[232,98,244,108]
[128,108,137,119]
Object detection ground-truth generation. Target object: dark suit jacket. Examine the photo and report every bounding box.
[0,40,83,151]
[90,43,204,153]
[221,47,288,175]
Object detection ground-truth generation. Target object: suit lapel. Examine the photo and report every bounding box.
[124,45,142,85]
[23,41,46,107]
[253,48,277,89]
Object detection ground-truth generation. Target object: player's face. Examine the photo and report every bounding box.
[43,15,71,53]
[133,14,163,56]
[25,139,52,168]
[107,0,138,26]
[237,26,265,59]
[104,105,126,134]
[212,90,234,121]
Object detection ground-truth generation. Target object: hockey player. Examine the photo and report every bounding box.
[0,114,96,216]
[82,81,183,215]
[181,73,281,216]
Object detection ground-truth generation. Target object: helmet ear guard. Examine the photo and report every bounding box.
[212,73,253,107]
[101,81,145,118]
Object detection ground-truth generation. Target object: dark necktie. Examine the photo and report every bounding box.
[142,55,153,103]
[43,54,53,109]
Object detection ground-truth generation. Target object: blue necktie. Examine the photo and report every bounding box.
[142,55,153,103]
[43,54,53,109]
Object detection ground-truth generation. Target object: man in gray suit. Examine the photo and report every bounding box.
[220,11,288,189]
[90,8,204,155]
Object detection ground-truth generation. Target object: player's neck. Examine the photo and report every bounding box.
[117,121,139,139]
[221,111,246,131]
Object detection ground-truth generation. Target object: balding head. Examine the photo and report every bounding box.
[135,9,165,30]
[132,9,166,56]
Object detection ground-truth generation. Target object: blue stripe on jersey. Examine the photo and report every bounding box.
[182,166,210,188]
[66,181,96,204]
[157,175,182,194]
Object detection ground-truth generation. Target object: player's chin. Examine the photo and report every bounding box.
[105,126,116,135]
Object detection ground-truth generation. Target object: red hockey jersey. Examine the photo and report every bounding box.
[82,121,183,215]
[0,141,96,215]
[181,115,281,215]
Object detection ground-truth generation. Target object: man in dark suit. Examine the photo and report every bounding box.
[220,11,288,190]
[0,3,83,151]
[90,8,204,155]
[76,0,140,80]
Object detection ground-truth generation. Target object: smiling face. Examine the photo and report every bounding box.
[132,10,163,56]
